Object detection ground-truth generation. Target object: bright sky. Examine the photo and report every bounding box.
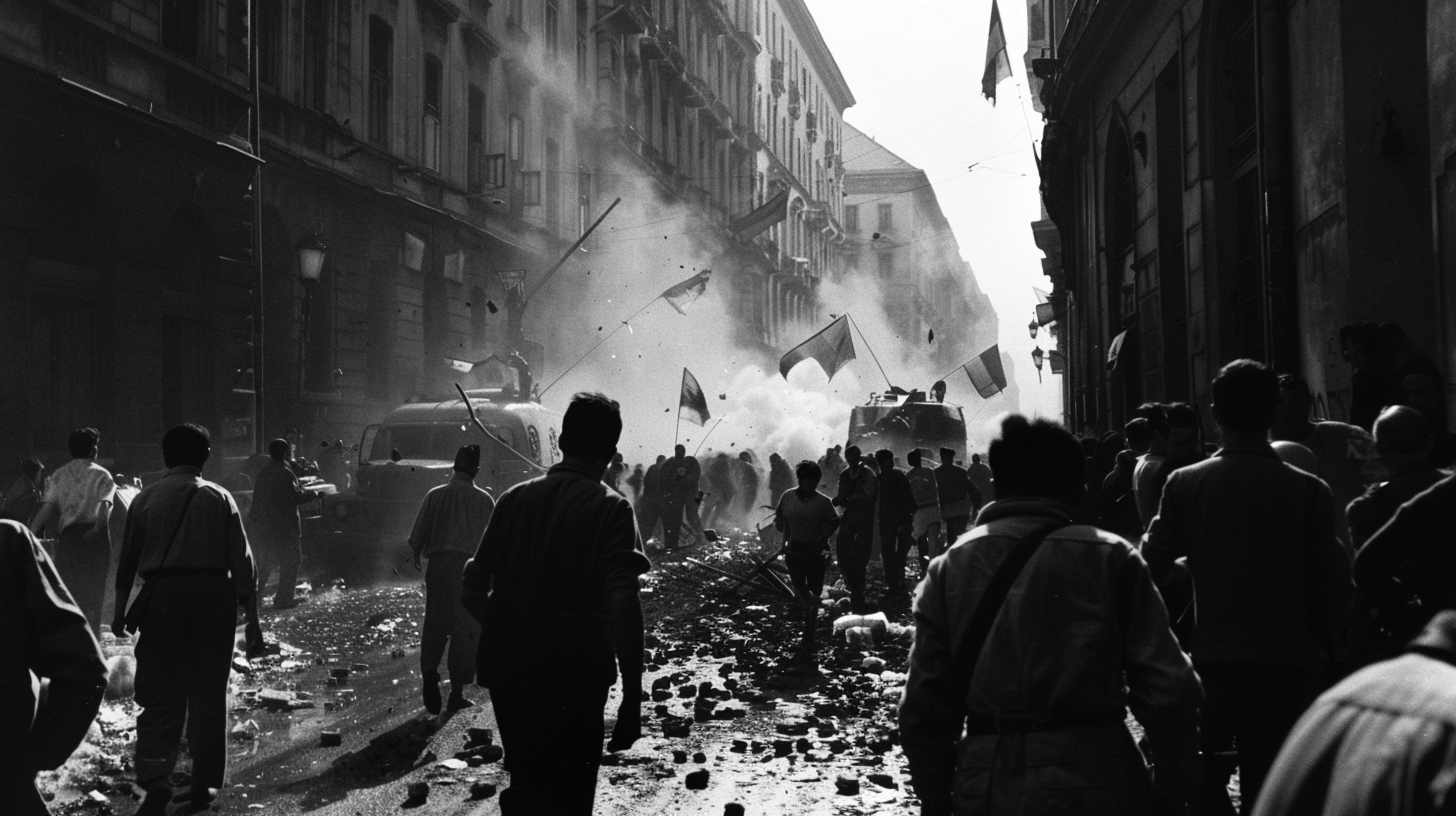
[803,0,1064,422]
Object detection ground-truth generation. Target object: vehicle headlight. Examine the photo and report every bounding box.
[332,502,348,520]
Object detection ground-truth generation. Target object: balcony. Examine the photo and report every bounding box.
[805,110,817,142]
[786,81,800,119]
[770,57,785,96]
[702,97,735,139]
[595,0,647,37]
[682,73,710,108]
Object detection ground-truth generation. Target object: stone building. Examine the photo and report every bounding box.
[840,122,998,381]
[1027,0,1453,435]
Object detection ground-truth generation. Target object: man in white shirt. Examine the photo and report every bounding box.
[30,427,114,635]
[774,460,840,644]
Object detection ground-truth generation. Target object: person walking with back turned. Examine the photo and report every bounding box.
[30,429,114,635]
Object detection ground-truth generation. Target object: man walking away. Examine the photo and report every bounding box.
[1353,461,1456,650]
[901,415,1200,816]
[249,439,318,609]
[768,453,795,504]
[1143,360,1354,815]
[638,455,665,548]
[461,392,651,815]
[31,429,114,635]
[774,461,840,645]
[113,425,258,815]
[904,450,942,572]
[1,459,45,525]
[1253,611,1456,816]
[966,452,994,505]
[1,520,108,816]
[1347,406,1445,550]
[935,448,978,550]
[874,449,917,604]
[409,445,493,714]
[832,446,877,614]
[660,446,692,551]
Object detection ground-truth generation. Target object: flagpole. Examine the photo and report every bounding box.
[693,416,725,457]
[845,314,893,389]
[524,197,621,302]
[538,297,659,398]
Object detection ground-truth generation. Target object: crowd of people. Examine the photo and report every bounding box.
[7,342,1456,815]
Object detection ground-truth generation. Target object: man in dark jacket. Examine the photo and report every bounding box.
[1,521,108,816]
[768,453,795,502]
[249,439,318,609]
[832,446,877,613]
[874,449,917,602]
[460,393,651,815]
[1353,465,1456,648]
[637,455,665,547]
[934,447,978,548]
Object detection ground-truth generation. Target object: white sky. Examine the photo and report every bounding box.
[803,0,1064,421]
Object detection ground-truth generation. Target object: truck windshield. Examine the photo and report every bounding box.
[367,423,517,462]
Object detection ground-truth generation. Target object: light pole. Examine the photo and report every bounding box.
[296,228,327,396]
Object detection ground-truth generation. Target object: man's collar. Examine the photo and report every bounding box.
[548,461,601,480]
[975,496,1081,525]
[165,465,202,476]
[1214,439,1280,459]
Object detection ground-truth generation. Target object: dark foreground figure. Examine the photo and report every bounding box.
[0,520,107,816]
[462,391,650,815]
[900,415,1200,815]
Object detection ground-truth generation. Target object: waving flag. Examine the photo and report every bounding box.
[779,314,857,381]
[661,269,712,315]
[981,0,1012,105]
[731,189,790,240]
[963,344,1008,398]
[679,368,710,426]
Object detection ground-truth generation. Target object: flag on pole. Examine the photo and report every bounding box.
[779,314,857,381]
[660,269,712,314]
[679,368,710,426]
[1036,302,1057,326]
[730,189,790,240]
[963,344,1008,398]
[981,0,1012,105]
[1032,287,1050,303]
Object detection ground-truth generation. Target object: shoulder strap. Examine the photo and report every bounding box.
[151,486,200,574]
[950,521,1066,692]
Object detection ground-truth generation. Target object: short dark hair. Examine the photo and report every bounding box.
[1137,403,1170,437]
[794,460,822,483]
[1124,417,1151,450]
[68,427,100,459]
[874,449,893,464]
[1213,359,1280,433]
[1164,402,1198,429]
[970,452,981,464]
[21,458,42,479]
[162,424,211,469]
[906,449,921,467]
[268,438,290,460]
[988,415,1085,500]
[844,445,861,461]
[559,391,622,460]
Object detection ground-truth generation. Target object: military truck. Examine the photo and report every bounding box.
[307,373,562,580]
[846,390,968,462]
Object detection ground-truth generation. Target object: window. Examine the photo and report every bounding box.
[576,0,590,88]
[368,17,393,146]
[508,114,524,162]
[303,0,328,109]
[578,164,592,235]
[227,0,248,72]
[334,0,352,111]
[259,0,281,87]
[877,252,893,279]
[422,56,442,171]
[877,203,893,231]
[844,204,858,233]
[545,1,559,57]
[468,86,486,192]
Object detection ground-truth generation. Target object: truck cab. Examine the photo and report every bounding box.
[307,387,562,579]
[847,391,968,462]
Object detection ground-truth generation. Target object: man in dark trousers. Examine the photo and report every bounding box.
[832,445,877,613]
[1,520,108,815]
[966,452,994,505]
[249,438,317,609]
[30,428,114,635]
[637,455,665,547]
[935,447,979,549]
[461,392,651,815]
[660,446,690,551]
[774,460,840,645]
[409,445,493,714]
[1143,360,1354,814]
[875,449,917,601]
[113,425,258,815]
[901,416,1200,815]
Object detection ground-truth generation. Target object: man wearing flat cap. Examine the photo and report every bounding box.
[409,444,494,713]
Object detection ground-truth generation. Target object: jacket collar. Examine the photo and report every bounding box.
[548,461,600,481]
[1214,439,1281,459]
[975,496,1081,525]
[1409,611,1456,666]
[165,465,202,478]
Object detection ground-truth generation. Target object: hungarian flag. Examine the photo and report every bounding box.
[963,344,1008,398]
[661,269,712,315]
[981,0,1012,104]
[1035,301,1057,326]
[731,189,790,240]
[679,368,710,426]
[779,315,856,381]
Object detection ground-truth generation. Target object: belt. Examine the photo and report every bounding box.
[963,712,1125,735]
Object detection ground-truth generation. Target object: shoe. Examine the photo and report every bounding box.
[446,694,475,712]
[422,670,442,715]
[176,787,218,813]
[135,783,173,816]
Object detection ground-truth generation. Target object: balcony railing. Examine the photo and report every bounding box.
[786,81,800,119]
[770,57,784,96]
[805,110,817,142]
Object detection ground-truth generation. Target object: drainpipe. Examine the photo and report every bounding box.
[1257,0,1299,373]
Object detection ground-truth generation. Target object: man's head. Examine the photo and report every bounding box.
[1272,374,1314,436]
[674,444,686,458]
[21,458,42,480]
[1340,321,1382,369]
[453,444,481,477]
[656,454,667,465]
[560,392,622,464]
[970,452,981,464]
[930,380,946,403]
[988,415,1085,505]
[739,451,752,462]
[611,452,624,465]
[268,438,290,461]
[1124,417,1151,454]
[1212,360,1280,435]
[68,427,100,460]
[874,449,895,470]
[844,445,862,466]
[906,449,922,468]
[794,460,822,492]
[162,424,211,470]
[1373,405,1433,468]
[770,452,782,464]
[1163,402,1201,460]
[940,447,956,465]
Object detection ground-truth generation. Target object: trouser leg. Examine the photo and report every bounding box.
[880,523,911,591]
[1231,664,1315,815]
[55,525,108,635]
[683,499,703,535]
[251,530,277,596]
[943,515,969,551]
[493,683,609,815]
[274,532,301,605]
[184,603,238,791]
[835,518,871,608]
[661,502,683,550]
[423,552,477,687]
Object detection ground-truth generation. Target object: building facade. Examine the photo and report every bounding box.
[840,122,998,380]
[1028,0,1452,436]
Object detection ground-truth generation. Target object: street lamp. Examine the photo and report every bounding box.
[1031,346,1045,383]
[1028,316,1039,339]
[296,228,327,394]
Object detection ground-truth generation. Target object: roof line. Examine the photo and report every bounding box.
[782,0,856,109]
